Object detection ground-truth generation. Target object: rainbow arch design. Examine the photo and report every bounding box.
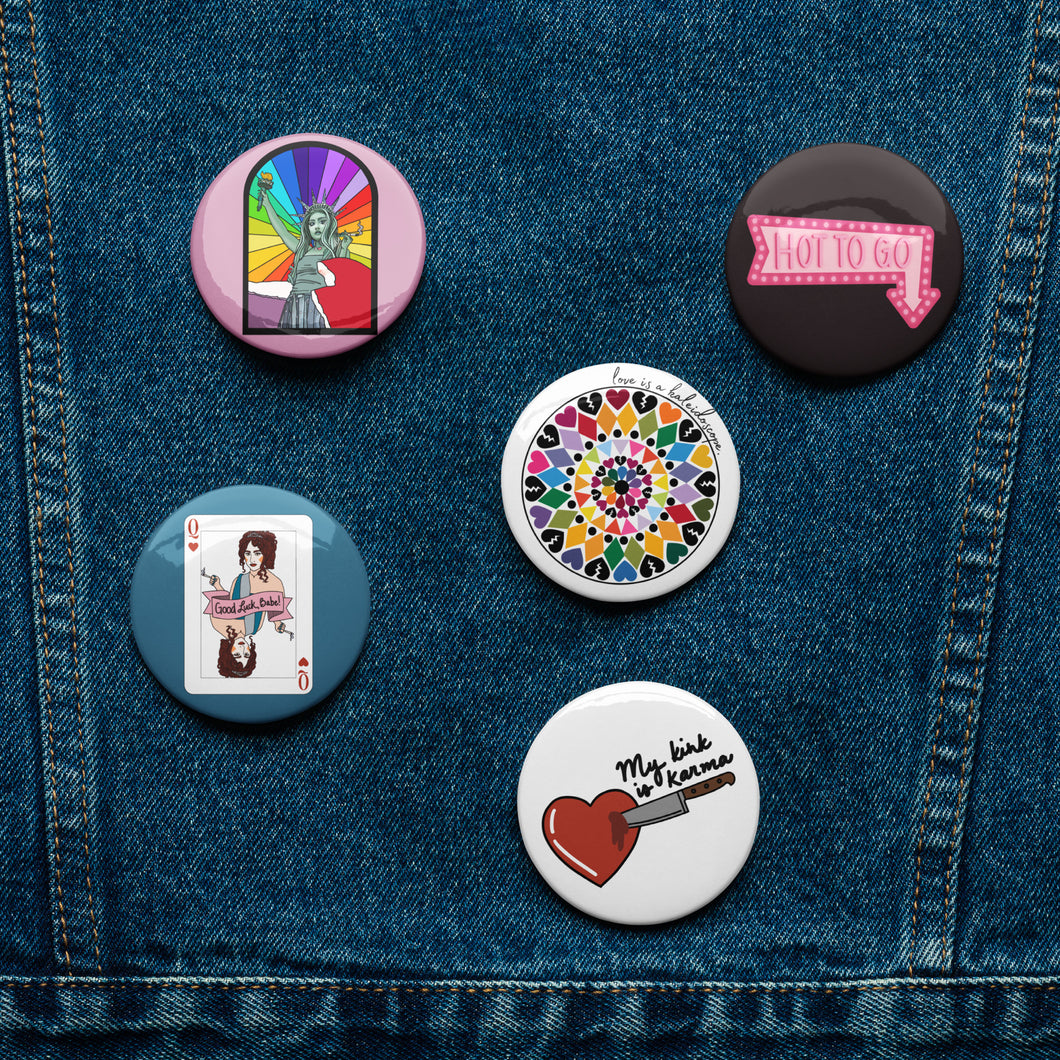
[243,141,377,333]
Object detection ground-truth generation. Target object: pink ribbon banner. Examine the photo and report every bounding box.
[746,215,941,329]
[202,589,293,623]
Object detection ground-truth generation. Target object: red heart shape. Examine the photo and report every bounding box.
[188,542,199,551]
[555,405,577,428]
[298,657,308,667]
[527,450,550,474]
[542,789,639,887]
[659,402,682,424]
[606,388,629,410]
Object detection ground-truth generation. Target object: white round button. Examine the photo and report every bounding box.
[501,363,739,601]
[518,682,759,925]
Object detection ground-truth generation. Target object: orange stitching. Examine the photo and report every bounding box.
[0,2,71,972]
[25,0,100,974]
[907,0,1047,977]
[939,73,1060,966]
[0,980,1053,994]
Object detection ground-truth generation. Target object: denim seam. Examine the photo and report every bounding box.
[22,0,99,975]
[940,73,1060,969]
[0,978,1058,993]
[907,0,1046,976]
[0,0,98,975]
[907,0,1060,976]
[0,1,70,974]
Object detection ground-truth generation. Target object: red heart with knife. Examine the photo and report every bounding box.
[542,771,736,887]
[542,790,640,887]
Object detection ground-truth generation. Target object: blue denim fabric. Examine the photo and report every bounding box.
[2,0,1060,1054]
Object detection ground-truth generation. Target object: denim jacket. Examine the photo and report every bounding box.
[2,0,1059,1055]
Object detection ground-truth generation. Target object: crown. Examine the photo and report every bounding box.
[296,194,333,224]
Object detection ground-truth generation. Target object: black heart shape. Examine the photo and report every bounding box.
[694,471,716,494]
[541,528,564,553]
[632,391,657,414]
[578,392,603,415]
[682,521,705,547]
[679,419,703,443]
[524,475,546,501]
[536,424,560,449]
[585,557,610,581]
[639,555,665,578]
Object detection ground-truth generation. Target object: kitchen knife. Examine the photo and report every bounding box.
[622,771,736,828]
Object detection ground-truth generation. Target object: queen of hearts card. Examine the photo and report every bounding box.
[184,514,313,695]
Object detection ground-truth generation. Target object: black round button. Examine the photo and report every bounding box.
[725,144,962,376]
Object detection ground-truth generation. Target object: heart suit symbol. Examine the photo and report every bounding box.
[188,542,199,551]
[542,789,639,886]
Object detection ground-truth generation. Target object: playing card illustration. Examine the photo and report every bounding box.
[183,514,313,695]
[244,140,377,334]
[542,772,736,886]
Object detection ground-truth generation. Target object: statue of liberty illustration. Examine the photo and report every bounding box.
[245,144,376,333]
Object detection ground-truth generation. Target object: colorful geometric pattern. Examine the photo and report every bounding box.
[244,142,375,332]
[522,388,719,583]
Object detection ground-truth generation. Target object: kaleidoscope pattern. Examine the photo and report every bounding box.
[522,389,719,583]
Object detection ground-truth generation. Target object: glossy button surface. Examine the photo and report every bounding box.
[725,143,963,376]
[192,134,425,358]
[501,363,739,602]
[518,682,759,925]
[131,486,369,723]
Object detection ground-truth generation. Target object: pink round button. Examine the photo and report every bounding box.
[191,134,425,358]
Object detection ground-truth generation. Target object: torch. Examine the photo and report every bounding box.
[255,172,274,211]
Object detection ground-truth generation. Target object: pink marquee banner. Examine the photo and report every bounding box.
[746,215,941,329]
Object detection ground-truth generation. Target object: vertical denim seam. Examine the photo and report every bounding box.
[939,75,1060,967]
[907,0,1060,976]
[0,0,70,973]
[24,0,99,975]
[906,0,1045,977]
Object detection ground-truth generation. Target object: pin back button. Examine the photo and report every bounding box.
[130,485,369,723]
[518,681,759,924]
[724,143,962,376]
[501,363,739,602]
[191,134,425,358]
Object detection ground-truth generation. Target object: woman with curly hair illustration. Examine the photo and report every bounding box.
[254,182,359,330]
[204,530,289,678]
[216,626,258,679]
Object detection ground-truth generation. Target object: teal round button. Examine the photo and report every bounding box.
[131,486,370,723]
